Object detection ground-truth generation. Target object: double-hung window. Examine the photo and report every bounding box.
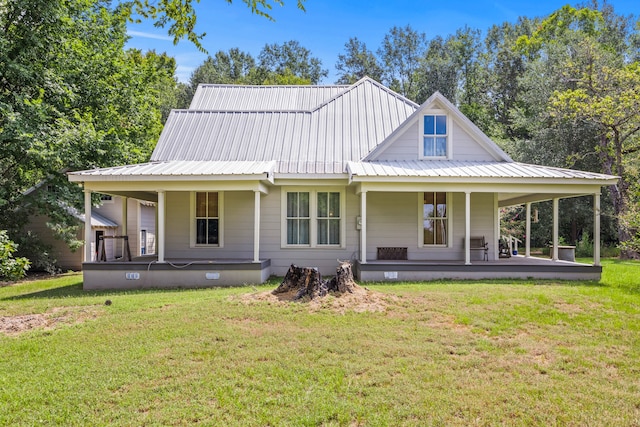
[195,192,220,245]
[317,192,341,245]
[282,188,344,247]
[422,113,448,158]
[286,192,310,245]
[422,192,448,246]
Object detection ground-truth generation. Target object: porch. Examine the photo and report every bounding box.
[355,255,601,282]
[82,257,271,290]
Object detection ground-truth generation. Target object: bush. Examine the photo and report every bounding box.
[576,231,593,258]
[0,230,30,281]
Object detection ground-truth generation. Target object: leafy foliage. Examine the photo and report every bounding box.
[0,0,178,266]
[0,230,30,280]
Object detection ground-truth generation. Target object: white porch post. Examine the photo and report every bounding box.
[594,192,601,267]
[84,189,92,263]
[253,191,260,263]
[121,196,128,237]
[552,197,559,261]
[157,190,166,263]
[525,202,531,258]
[465,191,471,265]
[360,191,367,264]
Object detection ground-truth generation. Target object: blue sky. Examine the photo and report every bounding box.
[125,0,639,83]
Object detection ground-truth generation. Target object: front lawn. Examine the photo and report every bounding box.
[1,260,639,426]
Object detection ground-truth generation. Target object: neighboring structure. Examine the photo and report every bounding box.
[68,78,617,289]
[25,193,155,271]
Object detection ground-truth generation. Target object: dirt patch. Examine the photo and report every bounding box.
[0,306,101,336]
[238,284,391,314]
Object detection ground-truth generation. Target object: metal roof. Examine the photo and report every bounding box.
[66,207,118,228]
[347,160,618,182]
[68,161,276,180]
[190,84,348,110]
[151,78,418,174]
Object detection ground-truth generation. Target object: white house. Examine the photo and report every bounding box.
[25,193,155,271]
[68,77,617,289]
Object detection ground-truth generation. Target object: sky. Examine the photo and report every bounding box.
[124,0,639,84]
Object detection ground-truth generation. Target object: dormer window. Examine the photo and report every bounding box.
[422,113,448,158]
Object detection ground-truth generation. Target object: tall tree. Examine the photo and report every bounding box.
[335,37,383,84]
[378,25,426,100]
[0,0,177,266]
[257,40,328,84]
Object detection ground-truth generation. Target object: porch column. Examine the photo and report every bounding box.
[594,192,601,267]
[360,191,367,264]
[253,191,260,263]
[157,190,166,263]
[525,202,531,258]
[121,196,128,237]
[84,189,92,263]
[465,191,471,265]
[552,197,559,261]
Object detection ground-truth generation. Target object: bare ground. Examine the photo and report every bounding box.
[237,283,393,314]
[0,306,101,336]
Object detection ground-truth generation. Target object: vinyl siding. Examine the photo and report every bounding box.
[259,187,360,276]
[372,118,498,162]
[366,191,496,261]
[451,121,497,161]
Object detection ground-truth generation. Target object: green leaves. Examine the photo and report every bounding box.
[0,230,30,281]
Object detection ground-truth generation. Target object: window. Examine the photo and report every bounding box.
[195,192,219,245]
[422,192,448,246]
[282,188,344,248]
[317,192,341,245]
[423,114,447,157]
[286,192,310,245]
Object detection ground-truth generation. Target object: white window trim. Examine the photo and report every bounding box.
[280,187,346,249]
[418,192,452,248]
[189,191,224,248]
[419,109,453,160]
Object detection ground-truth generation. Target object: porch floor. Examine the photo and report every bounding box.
[356,255,601,281]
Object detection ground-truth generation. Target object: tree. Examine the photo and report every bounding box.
[257,40,328,84]
[378,25,426,100]
[335,37,383,84]
[0,0,178,266]
[512,4,638,252]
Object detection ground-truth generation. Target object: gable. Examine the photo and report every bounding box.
[365,92,511,163]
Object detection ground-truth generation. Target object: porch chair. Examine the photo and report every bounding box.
[469,236,489,261]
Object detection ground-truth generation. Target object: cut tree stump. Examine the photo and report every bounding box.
[272,260,358,300]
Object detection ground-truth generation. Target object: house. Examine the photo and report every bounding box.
[68,77,617,289]
[25,190,155,271]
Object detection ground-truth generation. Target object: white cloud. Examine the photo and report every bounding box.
[127,30,173,41]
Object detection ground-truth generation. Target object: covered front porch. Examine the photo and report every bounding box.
[355,255,601,282]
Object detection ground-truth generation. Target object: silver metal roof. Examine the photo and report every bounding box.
[151,78,418,173]
[347,160,618,182]
[69,161,276,180]
[190,84,348,110]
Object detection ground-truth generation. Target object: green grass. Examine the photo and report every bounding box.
[1,261,640,426]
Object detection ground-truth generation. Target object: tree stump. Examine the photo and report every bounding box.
[272,261,358,301]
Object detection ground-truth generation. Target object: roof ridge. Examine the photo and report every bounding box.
[171,109,313,114]
[195,83,351,89]
[311,76,419,113]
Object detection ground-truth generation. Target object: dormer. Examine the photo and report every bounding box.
[365,92,512,163]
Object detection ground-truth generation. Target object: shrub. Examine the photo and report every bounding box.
[0,230,30,281]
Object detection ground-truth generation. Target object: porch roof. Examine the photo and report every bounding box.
[347,160,618,184]
[68,160,276,183]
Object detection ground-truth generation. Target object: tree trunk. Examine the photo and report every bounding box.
[272,261,358,300]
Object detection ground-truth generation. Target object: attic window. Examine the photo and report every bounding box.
[422,114,448,158]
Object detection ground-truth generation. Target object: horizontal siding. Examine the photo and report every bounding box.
[374,122,419,161]
[451,121,496,161]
